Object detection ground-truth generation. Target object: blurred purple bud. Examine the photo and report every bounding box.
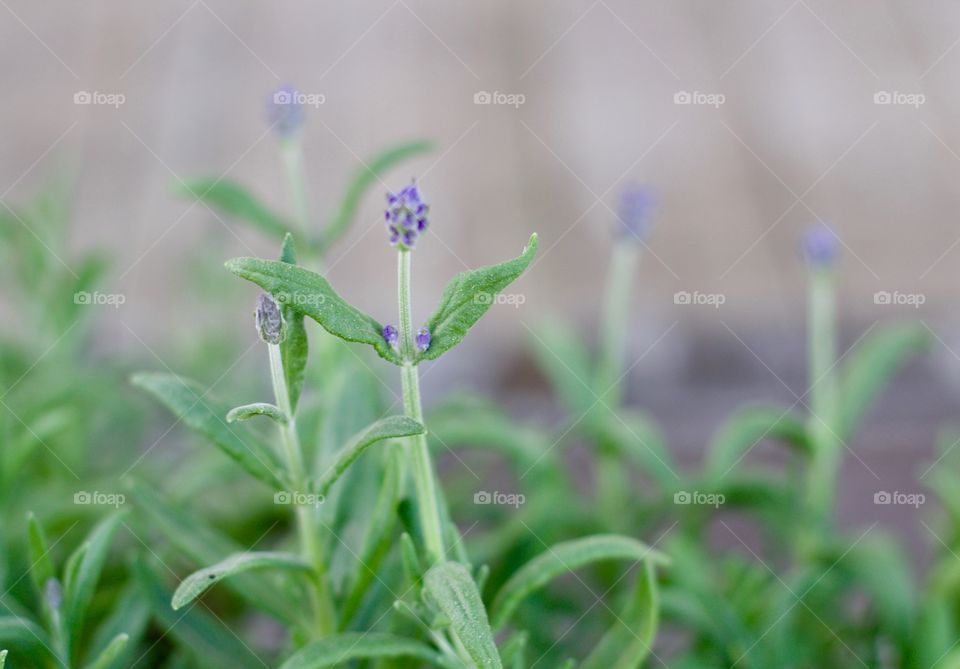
[415,327,431,352]
[266,84,304,138]
[45,578,62,611]
[616,184,657,242]
[801,224,840,268]
[385,181,429,249]
[255,293,284,345]
[383,324,399,348]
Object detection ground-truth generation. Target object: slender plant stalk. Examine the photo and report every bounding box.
[268,343,336,636]
[397,250,446,564]
[805,268,839,537]
[280,139,315,258]
[594,242,640,523]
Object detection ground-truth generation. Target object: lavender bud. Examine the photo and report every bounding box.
[801,224,840,268]
[616,184,657,241]
[385,181,429,250]
[266,84,304,138]
[415,327,431,352]
[255,293,284,344]
[45,577,62,611]
[383,324,399,348]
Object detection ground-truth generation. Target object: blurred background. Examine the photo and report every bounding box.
[2,0,960,552]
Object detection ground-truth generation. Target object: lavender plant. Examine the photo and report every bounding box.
[130,170,668,667]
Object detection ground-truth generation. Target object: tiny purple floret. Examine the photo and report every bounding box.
[385,181,429,249]
[383,324,399,348]
[616,184,657,242]
[801,224,840,268]
[415,327,431,352]
[266,84,304,138]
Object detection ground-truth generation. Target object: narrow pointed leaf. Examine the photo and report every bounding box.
[172,551,311,610]
[421,233,538,361]
[316,416,424,495]
[226,402,287,425]
[0,617,51,660]
[322,139,433,250]
[63,514,123,646]
[84,633,128,669]
[26,513,55,592]
[491,534,668,630]
[423,562,502,669]
[280,632,452,669]
[580,560,659,669]
[127,481,298,622]
[279,232,308,410]
[837,324,929,441]
[705,405,811,479]
[132,372,284,488]
[176,178,291,239]
[225,258,402,364]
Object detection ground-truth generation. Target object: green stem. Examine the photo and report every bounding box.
[594,242,640,526]
[804,269,839,544]
[595,242,639,404]
[280,139,317,261]
[397,250,446,564]
[268,343,336,636]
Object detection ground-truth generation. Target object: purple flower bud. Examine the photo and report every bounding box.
[45,577,62,611]
[255,293,284,344]
[616,184,657,241]
[415,327,431,352]
[266,84,304,138]
[383,324,399,348]
[801,224,840,268]
[385,181,429,250]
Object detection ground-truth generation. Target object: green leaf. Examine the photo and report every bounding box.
[704,405,811,479]
[225,258,402,364]
[133,559,262,668]
[87,583,149,669]
[580,560,659,669]
[63,513,123,651]
[423,562,502,669]
[528,318,595,414]
[315,416,425,496]
[0,617,51,661]
[279,233,308,410]
[0,649,6,669]
[322,139,433,251]
[132,372,284,488]
[176,177,291,239]
[280,632,451,669]
[127,481,299,622]
[83,633,127,669]
[226,402,288,425]
[421,233,538,361]
[837,324,929,441]
[172,551,311,610]
[491,534,669,630]
[26,512,55,592]
[499,631,528,669]
[595,410,677,490]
